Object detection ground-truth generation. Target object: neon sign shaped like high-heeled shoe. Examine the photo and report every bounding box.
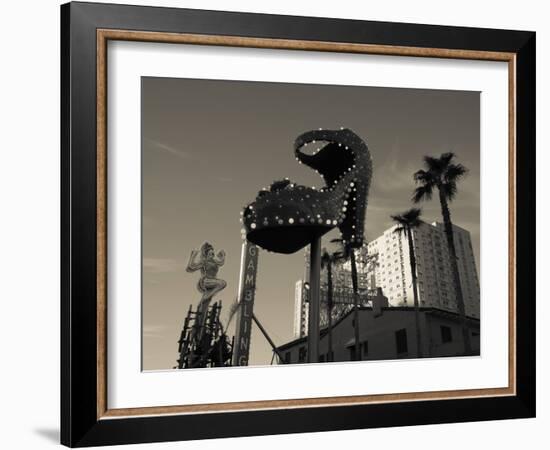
[242,128,372,254]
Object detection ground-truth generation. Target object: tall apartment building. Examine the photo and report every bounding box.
[366,221,480,318]
[293,221,480,338]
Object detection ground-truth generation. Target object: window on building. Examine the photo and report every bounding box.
[348,345,356,361]
[319,354,325,362]
[395,328,408,355]
[441,325,452,343]
[298,346,307,362]
[285,351,291,364]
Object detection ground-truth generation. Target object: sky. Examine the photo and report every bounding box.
[141,77,480,370]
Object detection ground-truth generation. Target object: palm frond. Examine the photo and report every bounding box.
[391,208,422,233]
[393,225,407,236]
[442,181,458,201]
[365,252,380,269]
[423,155,442,172]
[390,213,407,226]
[439,152,456,169]
[412,184,433,203]
[403,207,422,225]
[420,153,457,182]
[330,237,351,257]
[439,152,456,168]
[444,163,468,183]
[413,169,433,184]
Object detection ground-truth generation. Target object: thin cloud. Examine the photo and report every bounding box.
[144,137,193,160]
[143,258,179,273]
[143,324,167,339]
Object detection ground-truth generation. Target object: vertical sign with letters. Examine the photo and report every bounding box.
[232,241,258,366]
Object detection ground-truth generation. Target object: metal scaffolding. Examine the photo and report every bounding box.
[175,301,233,369]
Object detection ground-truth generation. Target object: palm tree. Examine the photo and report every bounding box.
[361,246,380,293]
[412,152,472,355]
[321,248,336,362]
[391,208,424,358]
[331,238,361,361]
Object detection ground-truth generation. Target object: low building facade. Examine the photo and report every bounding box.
[278,304,480,364]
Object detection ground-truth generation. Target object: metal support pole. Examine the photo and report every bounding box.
[252,313,286,363]
[307,237,321,363]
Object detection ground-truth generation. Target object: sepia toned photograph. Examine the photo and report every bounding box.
[141,77,481,371]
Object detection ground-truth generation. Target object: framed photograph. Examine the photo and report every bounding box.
[61,1,535,447]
